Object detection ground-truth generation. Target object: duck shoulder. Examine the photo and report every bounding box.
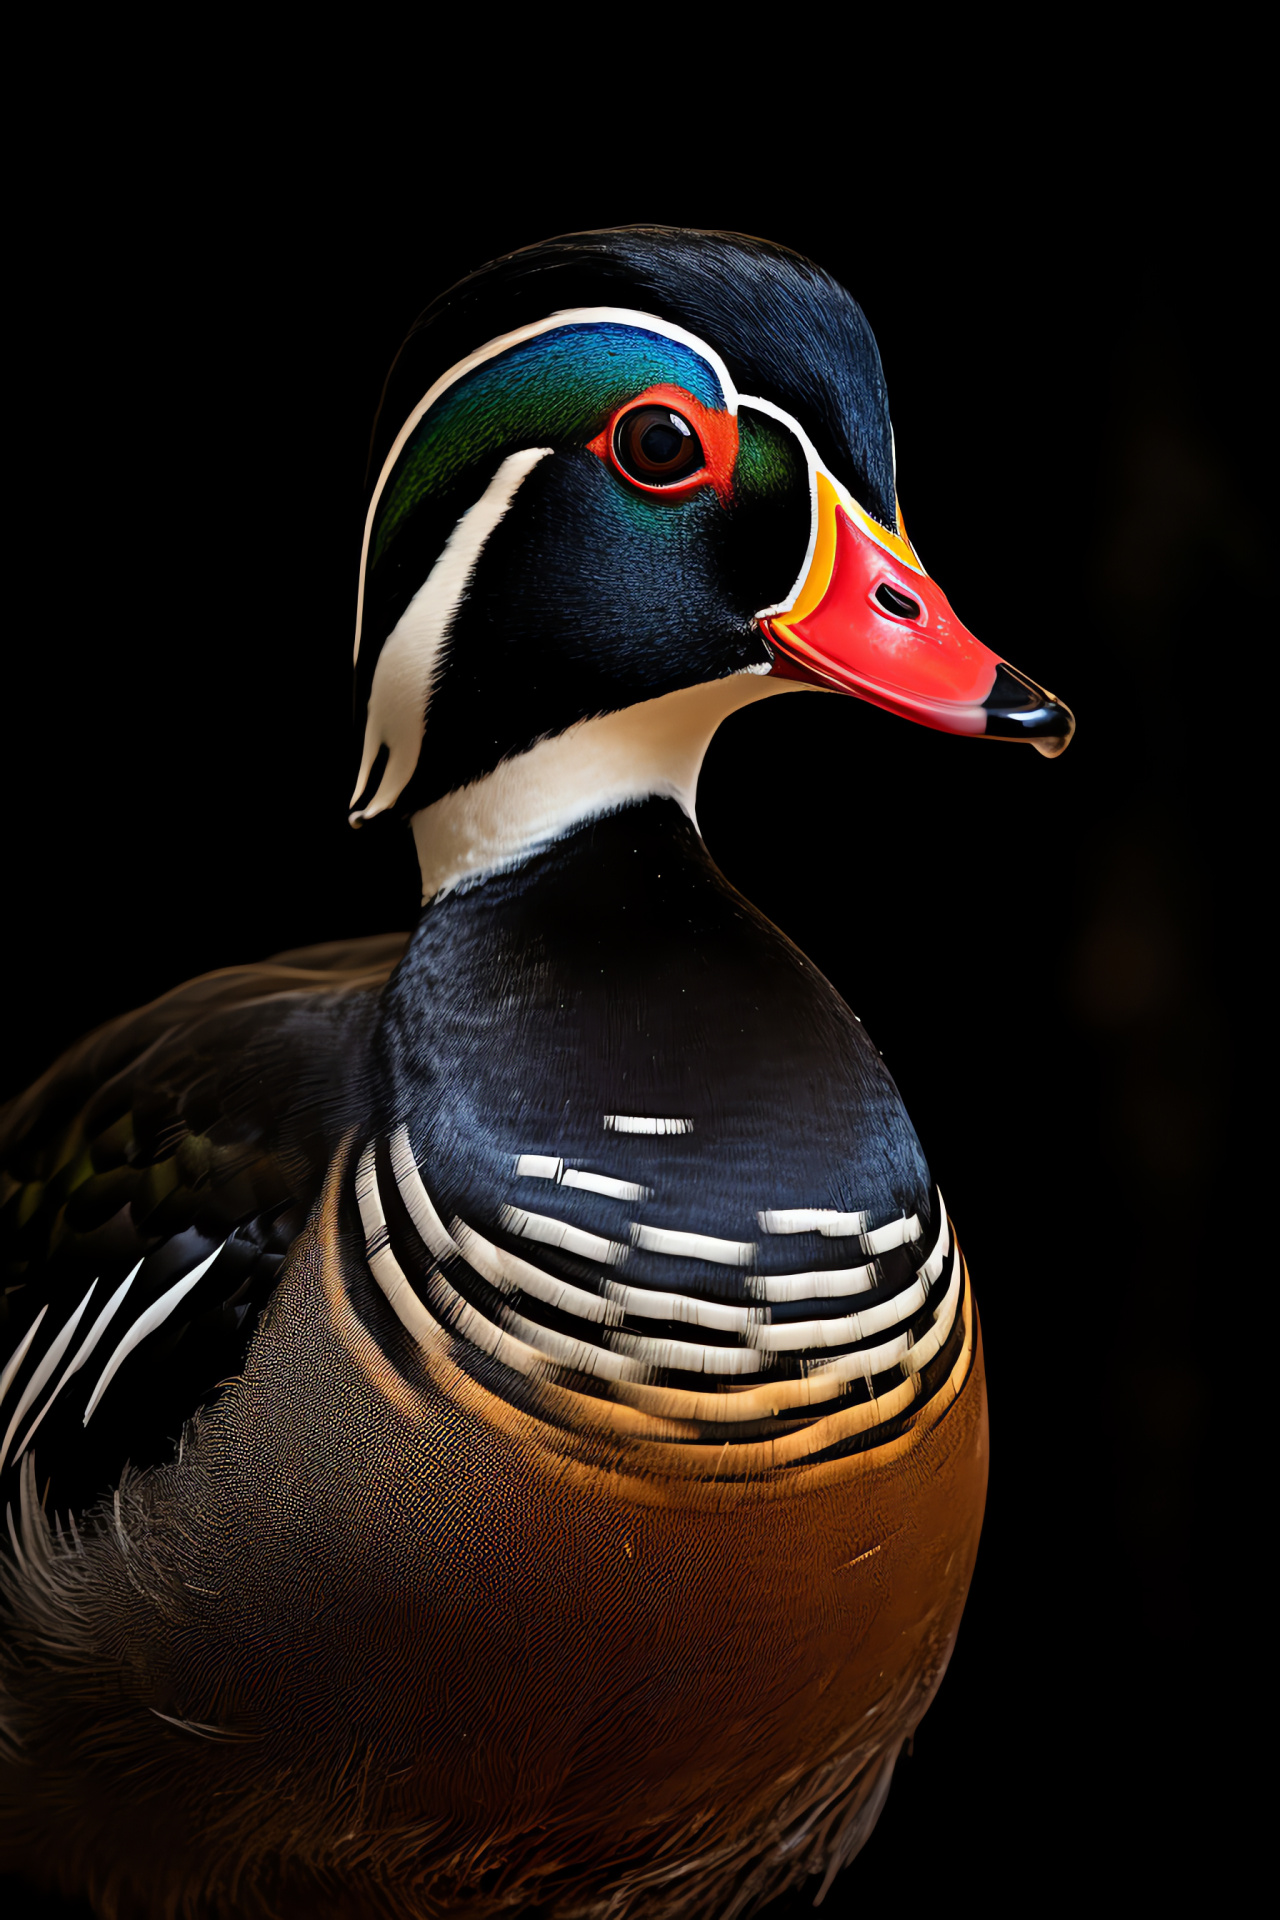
[0,933,406,1522]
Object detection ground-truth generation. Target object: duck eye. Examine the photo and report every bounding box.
[614,406,705,485]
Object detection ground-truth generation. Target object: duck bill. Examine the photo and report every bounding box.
[762,474,1075,757]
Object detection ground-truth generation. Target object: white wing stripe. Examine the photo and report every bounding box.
[0,1308,49,1415]
[83,1246,226,1426]
[0,1281,97,1473]
[43,1259,144,1408]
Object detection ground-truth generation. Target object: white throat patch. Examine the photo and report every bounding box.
[409,674,806,903]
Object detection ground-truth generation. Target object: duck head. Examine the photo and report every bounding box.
[350,227,1073,895]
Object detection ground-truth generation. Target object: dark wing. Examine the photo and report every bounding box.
[0,933,406,1525]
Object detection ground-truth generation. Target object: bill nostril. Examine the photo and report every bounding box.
[874,583,922,620]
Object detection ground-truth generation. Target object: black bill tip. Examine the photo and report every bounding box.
[983,664,1076,758]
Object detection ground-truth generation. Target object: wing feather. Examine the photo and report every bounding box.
[0,933,407,1521]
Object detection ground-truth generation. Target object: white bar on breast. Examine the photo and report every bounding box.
[759,1208,868,1235]
[629,1224,756,1267]
[515,1154,563,1181]
[746,1261,881,1303]
[456,1217,761,1337]
[748,1276,928,1351]
[451,1218,625,1326]
[500,1206,628,1267]
[903,1243,963,1374]
[603,1115,693,1135]
[818,1213,872,1238]
[917,1199,951,1286]
[390,1127,462,1261]
[860,1214,922,1255]
[562,1168,652,1202]
[611,1334,762,1375]
[602,1279,762,1334]
[806,1242,962,1384]
[357,1141,438,1345]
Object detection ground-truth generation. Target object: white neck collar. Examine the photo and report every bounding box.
[409,673,805,904]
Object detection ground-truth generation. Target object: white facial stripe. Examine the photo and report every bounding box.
[0,1281,96,1474]
[351,446,552,822]
[355,307,741,668]
[354,307,911,740]
[741,393,823,617]
[742,391,923,621]
[83,1246,225,1426]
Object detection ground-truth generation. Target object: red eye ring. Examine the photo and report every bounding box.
[587,384,739,503]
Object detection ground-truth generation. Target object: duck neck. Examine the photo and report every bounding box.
[408,673,798,905]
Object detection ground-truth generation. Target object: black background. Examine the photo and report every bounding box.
[4,81,1254,1915]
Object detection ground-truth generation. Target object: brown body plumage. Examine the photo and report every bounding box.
[2,1124,985,1919]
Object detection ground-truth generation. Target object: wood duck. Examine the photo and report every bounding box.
[0,227,1073,1920]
